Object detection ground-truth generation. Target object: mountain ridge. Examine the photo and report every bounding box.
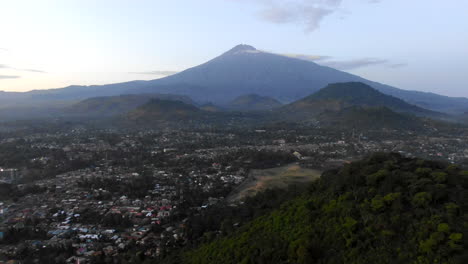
[0,44,467,116]
[316,106,425,130]
[284,82,439,117]
[66,93,195,117]
[125,98,203,122]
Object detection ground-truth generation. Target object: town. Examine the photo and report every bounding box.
[1,122,468,263]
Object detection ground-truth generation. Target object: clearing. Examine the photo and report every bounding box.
[228,163,321,202]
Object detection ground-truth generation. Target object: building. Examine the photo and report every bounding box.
[0,168,19,182]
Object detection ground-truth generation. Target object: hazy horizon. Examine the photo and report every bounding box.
[1,0,467,97]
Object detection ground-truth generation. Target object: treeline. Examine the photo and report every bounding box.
[181,153,467,264]
[183,185,307,246]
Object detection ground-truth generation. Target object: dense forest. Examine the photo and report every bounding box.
[174,153,467,264]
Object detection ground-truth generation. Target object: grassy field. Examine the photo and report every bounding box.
[228,163,322,202]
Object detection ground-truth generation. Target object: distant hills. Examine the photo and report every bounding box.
[0,44,467,118]
[228,94,282,111]
[316,106,425,130]
[111,82,447,132]
[281,82,440,118]
[66,94,194,117]
[272,82,449,130]
[126,98,203,122]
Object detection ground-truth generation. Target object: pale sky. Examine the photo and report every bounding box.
[0,0,467,97]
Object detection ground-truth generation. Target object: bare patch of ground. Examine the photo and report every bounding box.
[228,163,321,202]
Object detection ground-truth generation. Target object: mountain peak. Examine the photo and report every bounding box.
[224,44,258,55]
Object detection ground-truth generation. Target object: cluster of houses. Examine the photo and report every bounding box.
[0,158,247,262]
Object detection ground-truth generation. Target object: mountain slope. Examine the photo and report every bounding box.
[183,153,467,264]
[132,45,365,103]
[228,94,282,111]
[282,82,439,117]
[316,106,425,130]
[66,94,194,117]
[457,112,468,124]
[126,98,202,122]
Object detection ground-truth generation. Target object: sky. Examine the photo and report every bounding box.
[0,0,467,97]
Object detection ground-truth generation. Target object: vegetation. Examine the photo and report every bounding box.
[318,106,424,130]
[181,153,467,264]
[67,93,194,117]
[228,94,283,111]
[126,99,202,122]
[0,183,47,201]
[279,82,446,125]
[293,82,435,116]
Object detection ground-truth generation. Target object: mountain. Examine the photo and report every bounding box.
[65,93,194,117]
[126,98,202,122]
[127,44,468,113]
[228,94,282,111]
[131,44,367,103]
[1,44,467,117]
[180,153,467,264]
[282,82,439,117]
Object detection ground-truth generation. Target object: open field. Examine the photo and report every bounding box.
[228,163,322,202]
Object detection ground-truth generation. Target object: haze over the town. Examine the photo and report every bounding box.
[0,0,467,97]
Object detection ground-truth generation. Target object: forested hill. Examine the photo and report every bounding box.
[281,82,441,118]
[181,153,467,264]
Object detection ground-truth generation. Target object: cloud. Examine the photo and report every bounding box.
[319,58,389,70]
[387,63,408,69]
[0,75,20,79]
[130,70,179,76]
[0,64,46,73]
[22,69,47,73]
[257,0,342,32]
[278,53,406,70]
[319,58,408,70]
[282,53,332,61]
[230,0,345,32]
[231,0,383,32]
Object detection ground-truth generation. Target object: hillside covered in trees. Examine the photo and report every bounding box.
[179,153,467,264]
